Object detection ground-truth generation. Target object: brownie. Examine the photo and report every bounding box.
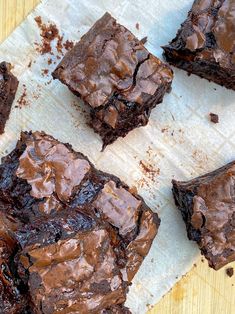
[163,0,235,90]
[0,131,160,313]
[172,161,235,270]
[53,12,173,148]
[0,62,19,134]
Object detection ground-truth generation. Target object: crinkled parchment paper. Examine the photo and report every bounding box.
[0,0,234,313]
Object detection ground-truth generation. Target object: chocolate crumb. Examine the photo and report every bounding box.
[140,36,148,45]
[139,161,160,182]
[28,60,32,68]
[56,35,64,54]
[41,69,49,76]
[63,40,74,51]
[34,16,59,55]
[17,84,28,108]
[47,58,52,65]
[135,22,140,30]
[226,267,234,278]
[209,113,219,124]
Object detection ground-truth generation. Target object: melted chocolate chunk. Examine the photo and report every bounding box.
[163,0,235,90]
[0,131,160,313]
[172,161,235,270]
[0,62,19,134]
[53,12,173,148]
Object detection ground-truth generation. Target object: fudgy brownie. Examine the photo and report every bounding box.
[53,12,173,148]
[163,0,235,90]
[0,131,160,313]
[172,161,235,270]
[0,62,19,134]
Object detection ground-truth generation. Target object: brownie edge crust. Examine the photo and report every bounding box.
[163,0,235,90]
[0,62,19,134]
[172,161,235,270]
[53,12,173,148]
[0,131,160,313]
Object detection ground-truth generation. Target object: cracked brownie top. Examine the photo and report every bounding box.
[0,131,160,313]
[53,12,172,109]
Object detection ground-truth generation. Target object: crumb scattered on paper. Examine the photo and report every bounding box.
[34,16,59,54]
[63,40,74,50]
[135,22,140,30]
[209,112,219,124]
[139,160,160,182]
[17,84,29,108]
[41,68,49,76]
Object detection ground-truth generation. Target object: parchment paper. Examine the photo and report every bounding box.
[0,0,234,313]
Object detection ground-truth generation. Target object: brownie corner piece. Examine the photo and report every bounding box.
[0,130,160,312]
[162,0,235,90]
[53,12,173,148]
[172,161,235,270]
[0,61,19,134]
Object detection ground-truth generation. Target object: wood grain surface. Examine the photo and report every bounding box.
[0,1,234,313]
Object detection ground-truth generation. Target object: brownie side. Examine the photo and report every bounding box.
[53,12,173,147]
[172,161,235,270]
[0,62,19,134]
[163,0,235,90]
[0,212,29,314]
[0,131,160,313]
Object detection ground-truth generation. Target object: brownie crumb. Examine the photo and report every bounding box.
[56,35,64,54]
[63,40,74,51]
[34,16,59,54]
[140,36,148,45]
[209,113,219,124]
[28,60,32,68]
[17,84,28,108]
[135,22,140,30]
[41,69,49,76]
[139,161,160,182]
[47,58,52,65]
[226,267,234,278]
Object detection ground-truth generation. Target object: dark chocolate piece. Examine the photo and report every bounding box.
[209,112,219,123]
[0,131,160,313]
[163,0,235,90]
[226,267,234,277]
[53,12,173,148]
[0,62,19,134]
[172,161,235,270]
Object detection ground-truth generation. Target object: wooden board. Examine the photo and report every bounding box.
[0,1,234,313]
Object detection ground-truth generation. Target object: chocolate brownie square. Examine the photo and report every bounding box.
[172,161,235,270]
[53,12,173,148]
[163,0,235,90]
[0,62,19,134]
[0,131,160,313]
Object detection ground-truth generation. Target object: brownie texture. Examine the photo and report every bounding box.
[172,161,235,270]
[0,62,19,134]
[53,12,173,148]
[0,131,160,313]
[163,0,235,90]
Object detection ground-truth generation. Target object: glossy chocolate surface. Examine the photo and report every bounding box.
[163,0,235,90]
[0,131,160,313]
[172,161,235,270]
[53,12,173,147]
